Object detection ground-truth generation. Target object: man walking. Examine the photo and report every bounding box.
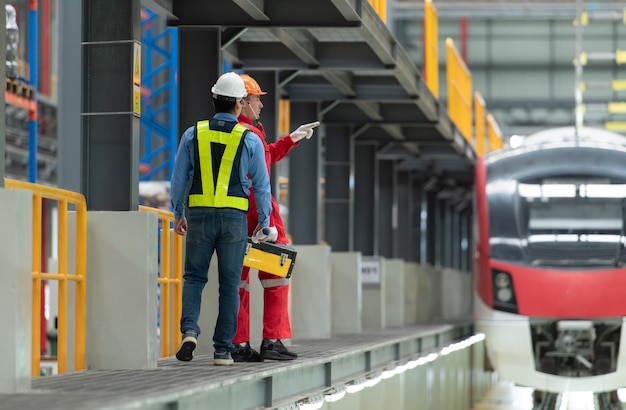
[170,72,272,366]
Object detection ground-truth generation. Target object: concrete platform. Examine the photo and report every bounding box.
[0,323,472,410]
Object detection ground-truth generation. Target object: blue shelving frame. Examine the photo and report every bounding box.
[140,8,178,182]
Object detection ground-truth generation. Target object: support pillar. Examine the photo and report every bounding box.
[0,4,6,185]
[355,142,377,255]
[81,0,142,210]
[324,125,352,251]
[288,102,321,245]
[410,174,423,263]
[377,159,393,258]
[425,189,437,265]
[0,190,32,392]
[57,0,82,192]
[85,212,159,369]
[178,28,222,137]
[395,170,410,259]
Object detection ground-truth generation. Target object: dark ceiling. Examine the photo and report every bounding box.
[165,0,476,188]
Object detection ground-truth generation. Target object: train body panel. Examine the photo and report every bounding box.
[475,295,626,393]
[474,126,626,393]
[480,259,626,318]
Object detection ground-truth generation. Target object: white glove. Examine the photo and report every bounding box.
[252,227,271,244]
[268,226,278,242]
[290,121,320,143]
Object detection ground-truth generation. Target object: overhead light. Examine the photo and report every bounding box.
[324,386,347,403]
[297,395,325,410]
[509,134,525,148]
[364,373,382,388]
[346,377,367,394]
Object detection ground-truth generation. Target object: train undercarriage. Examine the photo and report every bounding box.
[530,319,622,377]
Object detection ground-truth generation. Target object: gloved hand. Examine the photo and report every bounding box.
[252,226,271,244]
[290,121,320,143]
[267,226,278,242]
[251,226,278,243]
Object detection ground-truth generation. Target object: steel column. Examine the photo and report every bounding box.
[177,27,221,138]
[355,142,378,256]
[81,0,142,210]
[425,190,437,266]
[57,0,82,193]
[287,102,321,245]
[451,207,460,269]
[409,174,423,263]
[324,125,352,251]
[28,0,38,183]
[0,3,6,186]
[377,159,393,258]
[396,169,410,260]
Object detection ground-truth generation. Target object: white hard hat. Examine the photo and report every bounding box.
[211,72,247,101]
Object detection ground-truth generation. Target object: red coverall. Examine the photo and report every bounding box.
[234,114,298,342]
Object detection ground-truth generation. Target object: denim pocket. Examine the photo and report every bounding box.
[187,214,205,243]
[220,211,246,243]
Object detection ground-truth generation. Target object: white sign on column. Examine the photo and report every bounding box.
[361,258,380,285]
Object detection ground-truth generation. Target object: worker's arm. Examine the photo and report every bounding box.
[255,122,298,165]
[243,132,272,227]
[170,126,195,222]
[259,121,320,165]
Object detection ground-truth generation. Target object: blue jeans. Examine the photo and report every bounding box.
[180,207,247,352]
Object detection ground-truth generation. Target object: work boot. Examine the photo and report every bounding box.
[231,343,263,362]
[260,339,297,360]
[175,330,197,362]
[213,350,234,366]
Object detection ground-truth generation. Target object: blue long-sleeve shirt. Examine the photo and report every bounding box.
[169,112,272,227]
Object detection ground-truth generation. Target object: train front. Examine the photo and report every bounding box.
[474,128,626,393]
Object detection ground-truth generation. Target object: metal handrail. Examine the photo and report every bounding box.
[4,178,87,377]
[446,37,473,143]
[487,114,504,151]
[139,205,183,357]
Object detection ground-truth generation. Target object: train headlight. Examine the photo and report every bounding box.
[491,269,518,313]
[497,288,513,302]
[494,272,511,288]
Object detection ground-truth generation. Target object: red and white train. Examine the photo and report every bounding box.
[474,126,626,395]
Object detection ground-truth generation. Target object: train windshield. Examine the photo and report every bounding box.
[489,177,626,268]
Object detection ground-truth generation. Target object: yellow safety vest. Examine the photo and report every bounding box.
[188,119,249,211]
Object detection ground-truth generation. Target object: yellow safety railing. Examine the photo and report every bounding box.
[424,0,439,98]
[279,99,290,137]
[4,178,87,377]
[368,0,387,23]
[446,38,473,144]
[487,114,504,152]
[474,92,486,156]
[139,206,183,357]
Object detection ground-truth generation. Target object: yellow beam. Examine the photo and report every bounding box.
[424,0,439,99]
[605,121,626,131]
[608,102,626,114]
[613,80,626,91]
[616,49,626,65]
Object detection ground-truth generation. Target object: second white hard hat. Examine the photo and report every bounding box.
[211,72,247,101]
